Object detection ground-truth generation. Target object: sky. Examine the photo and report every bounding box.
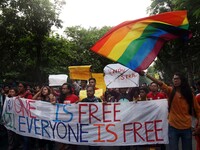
[55,0,152,33]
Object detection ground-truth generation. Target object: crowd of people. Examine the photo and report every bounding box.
[0,72,200,150]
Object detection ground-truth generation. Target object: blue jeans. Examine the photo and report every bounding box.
[168,125,192,150]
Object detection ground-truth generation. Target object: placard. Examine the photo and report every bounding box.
[49,74,68,86]
[104,64,139,88]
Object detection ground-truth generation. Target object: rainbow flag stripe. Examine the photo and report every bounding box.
[91,11,192,71]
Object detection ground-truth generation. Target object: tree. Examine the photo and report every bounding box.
[0,0,114,84]
[64,26,113,73]
[172,0,200,19]
[0,0,63,83]
[147,0,200,83]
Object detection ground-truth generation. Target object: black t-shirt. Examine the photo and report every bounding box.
[81,97,101,102]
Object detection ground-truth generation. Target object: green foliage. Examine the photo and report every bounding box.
[0,0,63,83]
[148,0,200,83]
[0,4,113,84]
[1,0,200,86]
[147,0,173,15]
[64,26,113,73]
[172,0,200,19]
[0,0,113,85]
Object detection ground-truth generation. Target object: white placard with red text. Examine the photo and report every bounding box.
[2,97,168,146]
[104,63,139,88]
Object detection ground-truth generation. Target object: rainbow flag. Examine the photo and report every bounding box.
[91,11,192,71]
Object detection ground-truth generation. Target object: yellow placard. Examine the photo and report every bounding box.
[92,73,106,92]
[68,65,92,80]
[79,89,103,100]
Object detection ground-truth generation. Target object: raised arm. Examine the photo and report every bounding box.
[32,90,41,100]
[139,71,163,86]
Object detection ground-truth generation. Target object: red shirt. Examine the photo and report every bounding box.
[196,93,200,104]
[147,92,166,100]
[64,94,79,103]
[19,91,33,99]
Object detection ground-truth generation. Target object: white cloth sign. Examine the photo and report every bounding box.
[2,97,168,146]
[49,74,68,86]
[104,63,139,88]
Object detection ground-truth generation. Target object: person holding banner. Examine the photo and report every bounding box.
[137,87,149,102]
[57,83,79,150]
[146,82,167,150]
[78,85,101,150]
[18,82,33,99]
[32,85,56,150]
[117,88,131,103]
[7,87,22,150]
[117,88,131,150]
[140,71,200,150]
[147,82,167,100]
[129,87,140,101]
[17,82,33,150]
[104,88,119,102]
[32,86,56,104]
[58,83,79,104]
[81,85,102,103]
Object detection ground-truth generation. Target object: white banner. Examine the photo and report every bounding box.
[49,74,68,86]
[104,63,139,88]
[2,97,168,146]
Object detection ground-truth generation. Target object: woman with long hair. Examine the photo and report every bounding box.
[32,86,56,150]
[140,71,200,150]
[33,86,56,103]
